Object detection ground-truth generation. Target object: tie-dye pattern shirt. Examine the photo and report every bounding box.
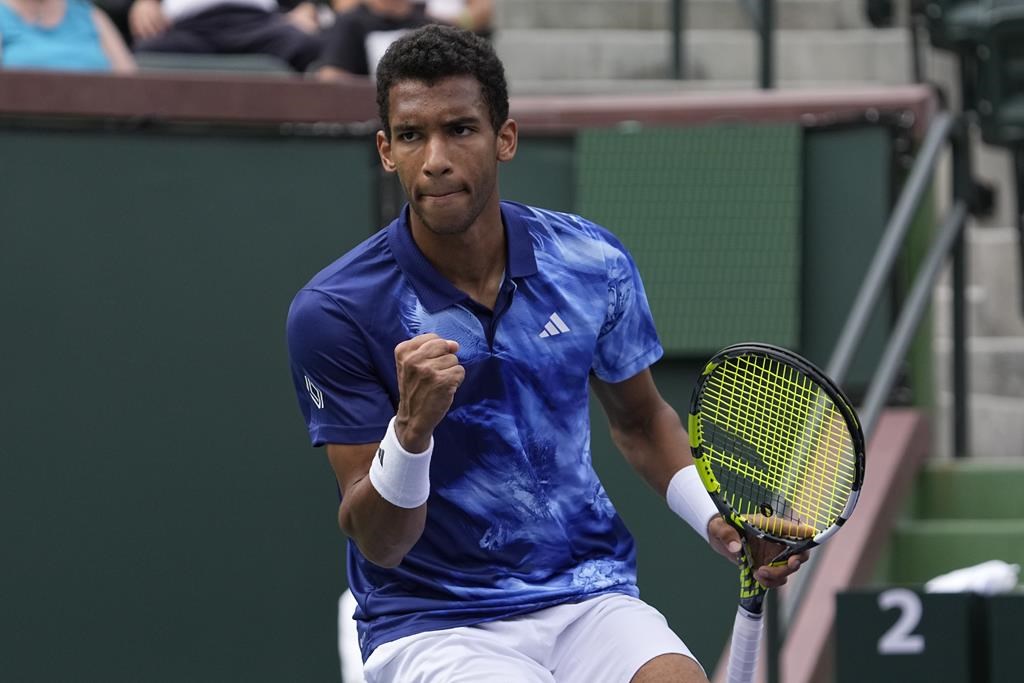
[287,201,664,660]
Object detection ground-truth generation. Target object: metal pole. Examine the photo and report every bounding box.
[1015,145,1024,317]
[827,112,956,383]
[909,12,924,83]
[760,0,775,89]
[950,123,972,458]
[765,592,780,683]
[671,0,685,80]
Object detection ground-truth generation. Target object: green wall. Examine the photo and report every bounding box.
[1,127,377,681]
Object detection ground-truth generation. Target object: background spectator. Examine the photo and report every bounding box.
[315,0,426,80]
[419,0,490,36]
[129,0,322,72]
[0,0,135,71]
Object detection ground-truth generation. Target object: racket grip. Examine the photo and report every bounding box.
[726,605,764,683]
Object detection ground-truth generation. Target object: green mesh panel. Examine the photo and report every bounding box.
[577,123,802,354]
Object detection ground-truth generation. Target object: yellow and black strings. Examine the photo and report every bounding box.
[700,355,857,539]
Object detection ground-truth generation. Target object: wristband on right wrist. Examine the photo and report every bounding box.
[368,417,433,509]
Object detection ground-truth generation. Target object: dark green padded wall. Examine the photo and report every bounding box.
[801,124,893,390]
[501,135,576,213]
[0,127,377,682]
[0,120,902,682]
[576,123,803,355]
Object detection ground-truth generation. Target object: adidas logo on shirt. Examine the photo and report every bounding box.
[539,312,570,338]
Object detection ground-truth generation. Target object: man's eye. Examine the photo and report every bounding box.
[452,126,472,136]
[398,132,419,142]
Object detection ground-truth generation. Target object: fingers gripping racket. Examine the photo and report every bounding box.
[688,343,865,683]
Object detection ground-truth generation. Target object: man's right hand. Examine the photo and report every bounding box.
[129,0,169,40]
[394,333,464,452]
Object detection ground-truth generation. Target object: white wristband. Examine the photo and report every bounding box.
[368,417,433,509]
[666,465,720,542]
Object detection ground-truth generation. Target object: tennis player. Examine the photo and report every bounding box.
[287,24,806,682]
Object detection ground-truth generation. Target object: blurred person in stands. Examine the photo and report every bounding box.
[128,0,322,71]
[418,0,490,36]
[315,0,426,81]
[0,0,135,71]
[315,0,489,81]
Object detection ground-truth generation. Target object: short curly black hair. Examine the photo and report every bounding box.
[375,24,509,140]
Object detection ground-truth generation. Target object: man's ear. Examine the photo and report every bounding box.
[376,130,396,172]
[496,118,518,163]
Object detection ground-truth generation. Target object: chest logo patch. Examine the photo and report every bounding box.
[538,312,571,338]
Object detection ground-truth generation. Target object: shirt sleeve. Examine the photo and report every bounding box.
[286,288,393,446]
[591,230,664,383]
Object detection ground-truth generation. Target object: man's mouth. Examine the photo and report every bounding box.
[420,188,465,200]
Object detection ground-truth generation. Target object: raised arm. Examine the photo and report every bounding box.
[327,333,464,568]
[326,441,426,568]
[92,7,136,73]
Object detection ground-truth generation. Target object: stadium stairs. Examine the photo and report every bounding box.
[880,459,1024,585]
[494,0,910,93]
[935,226,1024,460]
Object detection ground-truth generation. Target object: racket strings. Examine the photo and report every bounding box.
[699,355,857,537]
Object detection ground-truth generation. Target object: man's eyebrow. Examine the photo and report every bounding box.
[444,115,482,126]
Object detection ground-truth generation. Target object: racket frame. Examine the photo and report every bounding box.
[689,343,865,611]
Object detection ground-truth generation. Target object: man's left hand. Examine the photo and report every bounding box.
[707,515,809,589]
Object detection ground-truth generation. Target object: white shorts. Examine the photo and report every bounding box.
[361,593,703,683]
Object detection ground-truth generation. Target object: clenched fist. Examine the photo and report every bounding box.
[394,333,465,452]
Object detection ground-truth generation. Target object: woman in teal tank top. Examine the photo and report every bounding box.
[0,0,134,71]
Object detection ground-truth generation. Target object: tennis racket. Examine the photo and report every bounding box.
[687,343,865,683]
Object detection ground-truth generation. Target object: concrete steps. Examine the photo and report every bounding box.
[495,28,911,84]
[889,518,1024,584]
[884,461,1024,585]
[494,0,869,31]
[934,227,1024,339]
[910,460,1024,519]
[932,226,1024,460]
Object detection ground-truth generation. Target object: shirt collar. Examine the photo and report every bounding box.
[386,202,538,313]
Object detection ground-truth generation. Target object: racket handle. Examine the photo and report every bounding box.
[726,605,764,683]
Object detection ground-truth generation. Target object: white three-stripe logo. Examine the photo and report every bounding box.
[305,375,324,409]
[539,312,570,338]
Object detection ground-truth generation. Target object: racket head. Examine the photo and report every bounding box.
[688,342,865,556]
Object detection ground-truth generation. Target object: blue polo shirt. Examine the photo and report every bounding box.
[286,201,664,660]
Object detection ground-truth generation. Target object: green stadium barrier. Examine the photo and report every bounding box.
[0,113,916,681]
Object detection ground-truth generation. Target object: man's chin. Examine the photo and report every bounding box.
[413,205,474,236]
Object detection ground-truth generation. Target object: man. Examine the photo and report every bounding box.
[287,25,805,682]
[128,0,321,72]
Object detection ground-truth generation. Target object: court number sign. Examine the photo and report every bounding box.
[835,589,980,683]
[876,588,925,655]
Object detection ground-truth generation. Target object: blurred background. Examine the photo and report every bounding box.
[2,1,1023,681]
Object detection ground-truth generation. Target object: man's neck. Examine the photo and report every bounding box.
[410,211,507,310]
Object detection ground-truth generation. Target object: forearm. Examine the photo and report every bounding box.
[338,476,426,568]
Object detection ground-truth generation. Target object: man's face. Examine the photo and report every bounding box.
[377,75,516,237]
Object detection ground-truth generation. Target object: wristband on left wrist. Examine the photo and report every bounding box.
[666,465,720,542]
